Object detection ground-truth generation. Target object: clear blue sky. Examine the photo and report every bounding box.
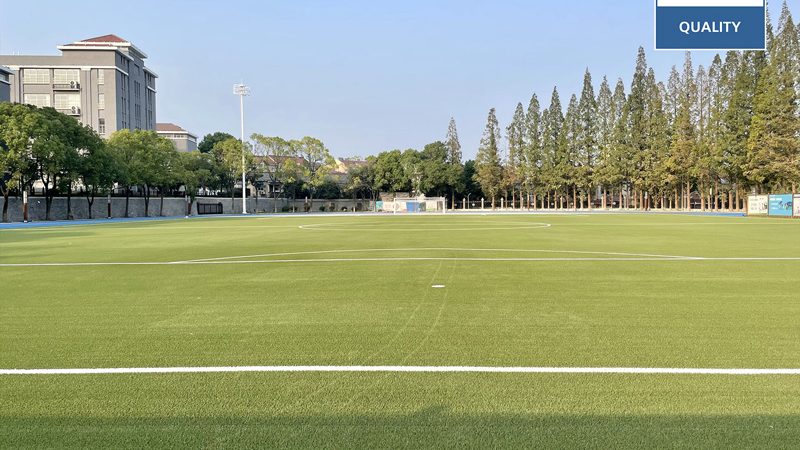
[1,0,797,159]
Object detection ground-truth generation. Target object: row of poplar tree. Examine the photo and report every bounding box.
[472,2,800,210]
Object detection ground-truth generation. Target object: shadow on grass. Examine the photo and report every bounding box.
[3,410,799,448]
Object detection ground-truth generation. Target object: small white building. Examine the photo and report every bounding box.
[156,123,198,152]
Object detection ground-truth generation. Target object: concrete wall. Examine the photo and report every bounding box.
[0,196,375,222]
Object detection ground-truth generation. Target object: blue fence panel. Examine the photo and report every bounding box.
[768,194,793,217]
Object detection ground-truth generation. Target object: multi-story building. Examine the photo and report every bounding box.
[0,34,157,137]
[156,123,198,152]
[0,66,11,102]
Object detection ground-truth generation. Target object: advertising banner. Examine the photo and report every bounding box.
[655,0,766,50]
[747,195,768,215]
[794,195,800,217]
[768,194,793,217]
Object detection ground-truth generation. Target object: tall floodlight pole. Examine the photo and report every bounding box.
[234,83,250,214]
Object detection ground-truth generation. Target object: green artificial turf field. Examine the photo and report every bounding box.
[1,213,800,448]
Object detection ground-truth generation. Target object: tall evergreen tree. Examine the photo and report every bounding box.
[576,69,598,208]
[594,76,615,208]
[505,103,526,206]
[666,52,698,209]
[695,64,717,209]
[444,117,464,206]
[522,94,543,207]
[722,51,761,204]
[626,47,651,208]
[637,68,670,209]
[563,94,580,208]
[541,87,565,207]
[445,117,462,165]
[474,108,503,208]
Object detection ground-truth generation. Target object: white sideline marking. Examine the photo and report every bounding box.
[3,256,800,267]
[431,285,446,288]
[2,366,799,376]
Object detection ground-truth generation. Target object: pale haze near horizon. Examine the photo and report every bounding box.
[1,0,796,159]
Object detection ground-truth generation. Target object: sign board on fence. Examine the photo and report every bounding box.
[747,195,768,215]
[768,194,793,217]
[655,0,767,50]
[794,195,800,217]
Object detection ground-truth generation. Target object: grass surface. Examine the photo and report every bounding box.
[2,213,800,448]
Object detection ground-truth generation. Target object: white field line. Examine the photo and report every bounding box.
[4,257,800,268]
[2,366,799,376]
[183,247,696,263]
[298,223,553,232]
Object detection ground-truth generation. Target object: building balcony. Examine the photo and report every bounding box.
[56,107,81,116]
[53,82,80,91]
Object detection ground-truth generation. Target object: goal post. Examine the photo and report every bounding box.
[388,196,447,214]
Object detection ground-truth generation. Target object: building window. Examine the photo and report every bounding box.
[54,94,81,109]
[97,69,105,84]
[53,69,80,84]
[98,118,106,135]
[135,105,142,129]
[0,72,8,83]
[23,94,50,107]
[23,69,50,84]
[98,92,105,110]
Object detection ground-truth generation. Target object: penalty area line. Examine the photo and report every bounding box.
[2,366,800,376]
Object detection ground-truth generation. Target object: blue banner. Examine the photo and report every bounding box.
[768,194,793,217]
[655,1,766,50]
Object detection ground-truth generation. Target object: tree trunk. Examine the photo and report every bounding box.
[682,184,687,210]
[602,187,607,209]
[87,195,95,219]
[700,187,706,211]
[686,181,691,210]
[736,189,741,211]
[144,185,151,217]
[66,187,72,220]
[125,188,130,218]
[2,190,9,223]
[45,189,53,221]
[272,184,277,213]
[572,187,577,210]
[160,192,165,217]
